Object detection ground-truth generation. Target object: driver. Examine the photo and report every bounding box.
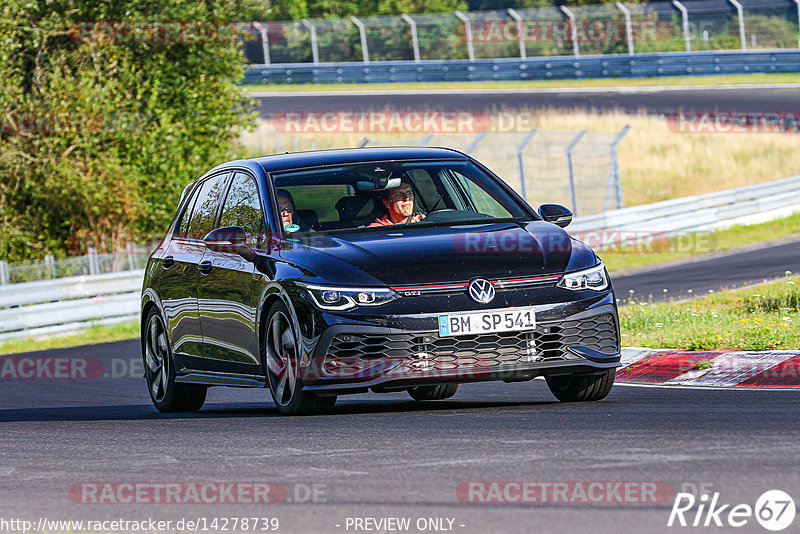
[276,189,312,232]
[369,180,426,227]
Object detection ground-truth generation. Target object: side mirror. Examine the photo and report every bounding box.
[203,226,255,262]
[539,204,573,228]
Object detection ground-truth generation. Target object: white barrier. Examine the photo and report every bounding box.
[2,174,800,340]
[570,174,800,237]
[0,271,143,340]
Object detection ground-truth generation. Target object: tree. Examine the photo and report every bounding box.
[0,0,260,260]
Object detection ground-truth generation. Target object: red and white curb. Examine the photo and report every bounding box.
[618,348,800,387]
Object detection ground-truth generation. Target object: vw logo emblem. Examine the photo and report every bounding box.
[468,278,495,304]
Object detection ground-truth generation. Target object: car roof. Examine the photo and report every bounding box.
[249,146,469,173]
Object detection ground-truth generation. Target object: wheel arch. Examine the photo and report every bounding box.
[256,283,303,374]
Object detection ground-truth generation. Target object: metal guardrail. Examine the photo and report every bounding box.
[570,173,800,238]
[242,0,800,66]
[2,174,800,339]
[243,50,800,84]
[0,271,143,340]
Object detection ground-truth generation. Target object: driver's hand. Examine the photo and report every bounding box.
[410,213,426,223]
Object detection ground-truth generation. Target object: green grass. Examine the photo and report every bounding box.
[600,212,800,274]
[621,276,800,351]
[0,320,139,355]
[240,73,800,93]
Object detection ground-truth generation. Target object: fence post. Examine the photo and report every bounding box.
[516,130,537,202]
[127,242,138,271]
[301,19,320,63]
[794,0,800,49]
[727,0,747,51]
[351,16,369,63]
[416,133,434,146]
[560,6,580,57]
[88,247,99,276]
[672,1,691,52]
[607,125,631,210]
[401,14,421,62]
[615,2,635,55]
[454,11,475,61]
[0,261,8,285]
[44,254,57,279]
[465,132,487,153]
[507,8,526,60]
[565,130,587,215]
[252,22,271,64]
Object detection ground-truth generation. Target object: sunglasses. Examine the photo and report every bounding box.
[389,192,414,201]
[279,205,294,214]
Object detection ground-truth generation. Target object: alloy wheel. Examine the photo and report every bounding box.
[266,310,299,407]
[144,313,170,403]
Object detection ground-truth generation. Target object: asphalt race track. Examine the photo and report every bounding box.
[1,340,799,534]
[6,84,800,531]
[2,239,799,533]
[610,236,800,303]
[255,85,800,116]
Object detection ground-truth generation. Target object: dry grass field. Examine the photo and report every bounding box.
[243,109,800,208]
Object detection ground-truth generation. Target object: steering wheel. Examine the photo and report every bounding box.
[421,208,458,222]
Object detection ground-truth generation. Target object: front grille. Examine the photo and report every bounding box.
[323,313,619,375]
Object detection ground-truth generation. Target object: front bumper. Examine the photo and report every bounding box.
[301,302,621,394]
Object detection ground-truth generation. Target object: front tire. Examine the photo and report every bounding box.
[264,301,336,415]
[142,307,207,412]
[408,384,458,401]
[545,369,615,402]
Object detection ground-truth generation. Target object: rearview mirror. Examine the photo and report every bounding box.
[203,226,256,262]
[539,204,573,228]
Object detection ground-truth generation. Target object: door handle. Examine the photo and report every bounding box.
[162,256,174,269]
[198,260,213,274]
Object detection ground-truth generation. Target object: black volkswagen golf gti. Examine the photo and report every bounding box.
[141,147,620,415]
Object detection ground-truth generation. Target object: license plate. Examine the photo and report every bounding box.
[438,307,536,337]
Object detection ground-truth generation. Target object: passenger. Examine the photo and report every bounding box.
[368,181,426,227]
[276,189,311,232]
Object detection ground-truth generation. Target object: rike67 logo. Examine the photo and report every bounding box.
[668,490,795,531]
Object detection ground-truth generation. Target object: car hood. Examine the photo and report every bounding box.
[278,221,597,287]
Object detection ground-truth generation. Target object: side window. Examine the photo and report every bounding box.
[220,173,264,248]
[451,171,512,218]
[406,169,439,212]
[185,174,228,239]
[175,183,201,237]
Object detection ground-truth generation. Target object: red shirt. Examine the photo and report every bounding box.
[368,213,423,227]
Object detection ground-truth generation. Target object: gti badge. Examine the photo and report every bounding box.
[468,278,495,304]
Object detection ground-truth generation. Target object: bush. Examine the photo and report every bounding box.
[0,0,261,260]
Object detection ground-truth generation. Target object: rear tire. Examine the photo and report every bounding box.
[545,369,615,402]
[142,307,207,413]
[264,300,336,415]
[408,383,459,401]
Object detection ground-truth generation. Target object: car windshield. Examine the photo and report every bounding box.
[270,159,530,236]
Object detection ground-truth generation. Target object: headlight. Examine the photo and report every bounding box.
[557,263,609,291]
[300,284,399,311]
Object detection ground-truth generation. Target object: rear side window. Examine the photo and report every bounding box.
[184,174,228,239]
[175,185,200,238]
[219,173,265,248]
